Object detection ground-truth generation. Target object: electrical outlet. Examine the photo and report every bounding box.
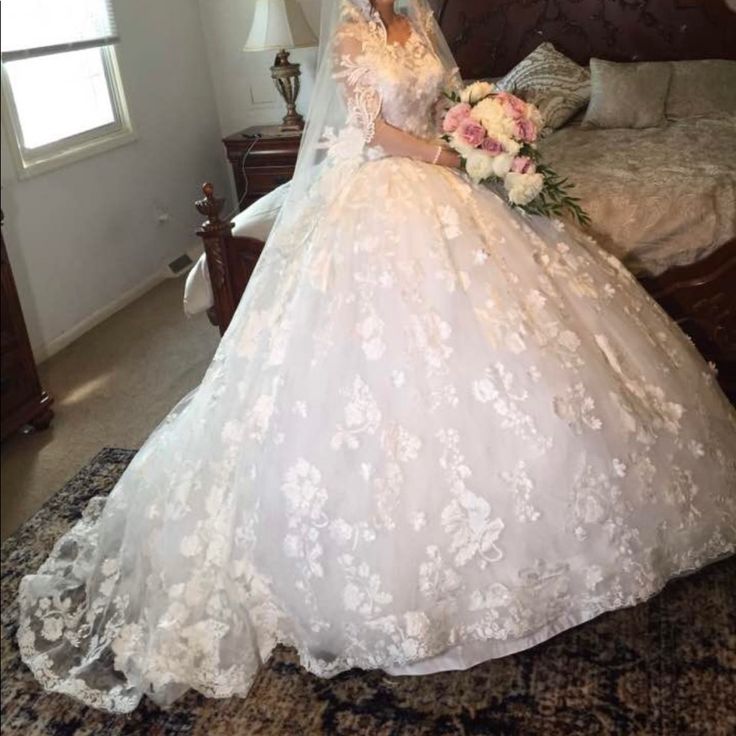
[155,208,170,225]
[249,76,279,106]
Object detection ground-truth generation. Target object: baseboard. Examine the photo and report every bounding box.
[34,241,204,363]
[35,271,166,363]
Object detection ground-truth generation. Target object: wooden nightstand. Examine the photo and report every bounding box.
[223,125,301,212]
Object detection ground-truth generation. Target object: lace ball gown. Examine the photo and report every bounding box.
[17,9,736,714]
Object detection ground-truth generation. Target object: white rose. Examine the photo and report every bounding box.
[504,171,544,205]
[491,153,514,178]
[464,150,495,182]
[499,136,521,156]
[471,97,515,137]
[460,80,495,104]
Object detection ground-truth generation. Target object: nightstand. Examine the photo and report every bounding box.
[223,125,302,212]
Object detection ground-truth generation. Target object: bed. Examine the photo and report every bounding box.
[184,183,287,320]
[188,0,736,399]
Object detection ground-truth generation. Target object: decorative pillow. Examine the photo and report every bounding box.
[582,59,672,129]
[496,42,591,132]
[666,59,736,119]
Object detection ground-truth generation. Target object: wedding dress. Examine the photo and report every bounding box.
[18,0,736,713]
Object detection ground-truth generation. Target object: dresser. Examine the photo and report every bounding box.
[222,125,301,212]
[1,213,53,440]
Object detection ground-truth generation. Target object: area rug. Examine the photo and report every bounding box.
[1,448,735,735]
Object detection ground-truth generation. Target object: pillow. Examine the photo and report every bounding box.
[183,254,214,317]
[666,59,736,119]
[582,59,672,129]
[496,42,591,132]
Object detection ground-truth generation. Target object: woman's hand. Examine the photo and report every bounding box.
[368,119,463,169]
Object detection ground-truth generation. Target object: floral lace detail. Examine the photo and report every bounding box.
[437,428,506,568]
[332,8,446,148]
[339,553,394,615]
[16,0,736,714]
[331,375,382,450]
[553,382,603,434]
[419,545,462,602]
[473,363,552,454]
[500,461,541,522]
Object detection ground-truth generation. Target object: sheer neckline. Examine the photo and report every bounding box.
[375,12,415,50]
[385,18,418,51]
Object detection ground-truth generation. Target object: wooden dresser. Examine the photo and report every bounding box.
[223,124,301,212]
[1,213,53,440]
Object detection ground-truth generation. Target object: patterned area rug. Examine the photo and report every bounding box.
[1,448,735,735]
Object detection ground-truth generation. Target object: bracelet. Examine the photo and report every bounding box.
[431,145,442,165]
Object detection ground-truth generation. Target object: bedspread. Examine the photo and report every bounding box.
[539,116,736,276]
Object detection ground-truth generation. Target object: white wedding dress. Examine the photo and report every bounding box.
[18,0,736,714]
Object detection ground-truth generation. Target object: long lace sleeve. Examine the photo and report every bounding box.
[332,22,456,166]
[333,23,383,144]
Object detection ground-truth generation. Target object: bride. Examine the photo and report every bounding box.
[18,0,736,713]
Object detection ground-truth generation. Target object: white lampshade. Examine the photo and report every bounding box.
[243,0,317,52]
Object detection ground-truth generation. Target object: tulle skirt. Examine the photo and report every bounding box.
[18,157,736,712]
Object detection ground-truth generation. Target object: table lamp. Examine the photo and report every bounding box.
[243,0,317,130]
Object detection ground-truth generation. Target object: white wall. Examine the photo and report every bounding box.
[1,0,229,360]
[197,0,321,138]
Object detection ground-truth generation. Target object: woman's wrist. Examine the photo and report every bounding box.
[438,148,461,168]
[424,143,461,168]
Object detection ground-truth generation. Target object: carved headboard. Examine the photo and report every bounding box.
[432,0,736,79]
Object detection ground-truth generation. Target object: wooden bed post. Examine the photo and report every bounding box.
[196,182,235,335]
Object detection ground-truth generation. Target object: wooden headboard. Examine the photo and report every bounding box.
[432,0,736,79]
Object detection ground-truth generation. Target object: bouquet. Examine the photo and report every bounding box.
[442,81,590,226]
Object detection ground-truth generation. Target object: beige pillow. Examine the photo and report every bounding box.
[666,59,736,119]
[583,59,672,129]
[497,42,591,132]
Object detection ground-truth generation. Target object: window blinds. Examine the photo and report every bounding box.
[1,0,119,62]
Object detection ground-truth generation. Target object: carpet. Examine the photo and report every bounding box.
[1,448,735,735]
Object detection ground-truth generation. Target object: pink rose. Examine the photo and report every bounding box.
[496,91,528,119]
[442,102,472,133]
[456,118,486,148]
[511,155,536,174]
[481,137,504,155]
[514,118,538,143]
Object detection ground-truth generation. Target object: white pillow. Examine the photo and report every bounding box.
[183,254,214,317]
[232,182,290,239]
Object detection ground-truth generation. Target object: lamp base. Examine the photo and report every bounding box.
[271,49,305,131]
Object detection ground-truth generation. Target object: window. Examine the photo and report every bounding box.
[1,0,133,176]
